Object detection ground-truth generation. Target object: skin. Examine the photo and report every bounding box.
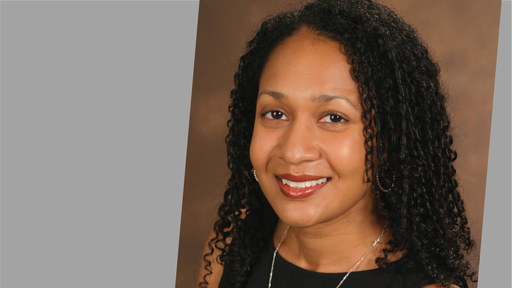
[197,28,459,288]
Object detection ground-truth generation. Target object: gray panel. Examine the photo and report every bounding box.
[479,1,511,288]
[0,1,198,287]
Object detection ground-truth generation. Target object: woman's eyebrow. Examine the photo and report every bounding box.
[257,91,359,110]
[258,90,285,99]
[314,94,358,110]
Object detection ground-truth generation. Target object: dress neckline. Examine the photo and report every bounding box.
[267,239,403,278]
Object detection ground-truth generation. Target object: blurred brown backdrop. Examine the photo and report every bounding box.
[176,1,501,287]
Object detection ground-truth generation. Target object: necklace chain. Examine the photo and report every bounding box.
[268,224,387,288]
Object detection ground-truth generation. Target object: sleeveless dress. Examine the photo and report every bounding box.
[218,241,468,288]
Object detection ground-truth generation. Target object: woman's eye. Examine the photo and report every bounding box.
[263,110,288,120]
[320,114,345,123]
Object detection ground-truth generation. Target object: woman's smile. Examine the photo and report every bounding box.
[276,174,330,199]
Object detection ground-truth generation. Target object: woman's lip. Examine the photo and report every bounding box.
[275,173,327,182]
[276,175,329,199]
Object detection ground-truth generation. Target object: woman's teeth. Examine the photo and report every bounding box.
[281,178,328,189]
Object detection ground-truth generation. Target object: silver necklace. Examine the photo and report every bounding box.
[268,224,387,288]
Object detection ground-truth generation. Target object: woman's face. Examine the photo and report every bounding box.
[250,29,377,228]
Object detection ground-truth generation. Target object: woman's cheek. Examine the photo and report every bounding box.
[325,133,366,173]
[250,132,268,167]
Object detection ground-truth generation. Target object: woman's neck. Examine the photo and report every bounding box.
[273,214,389,273]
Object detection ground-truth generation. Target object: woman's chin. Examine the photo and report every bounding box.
[276,212,322,228]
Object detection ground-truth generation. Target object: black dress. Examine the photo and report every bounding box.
[219,241,468,288]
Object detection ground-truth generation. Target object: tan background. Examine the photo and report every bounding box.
[176,1,502,287]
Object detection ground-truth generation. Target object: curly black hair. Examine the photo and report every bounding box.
[200,0,477,287]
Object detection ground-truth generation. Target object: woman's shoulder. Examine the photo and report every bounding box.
[391,270,467,288]
[387,260,468,288]
[218,239,276,288]
[422,285,461,288]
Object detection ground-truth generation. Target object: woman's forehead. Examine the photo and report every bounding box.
[259,29,361,108]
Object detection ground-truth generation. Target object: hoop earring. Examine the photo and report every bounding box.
[376,169,395,192]
[253,169,259,182]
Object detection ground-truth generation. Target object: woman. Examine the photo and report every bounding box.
[197,0,477,287]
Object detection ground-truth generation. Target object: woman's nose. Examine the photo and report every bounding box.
[279,120,321,165]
